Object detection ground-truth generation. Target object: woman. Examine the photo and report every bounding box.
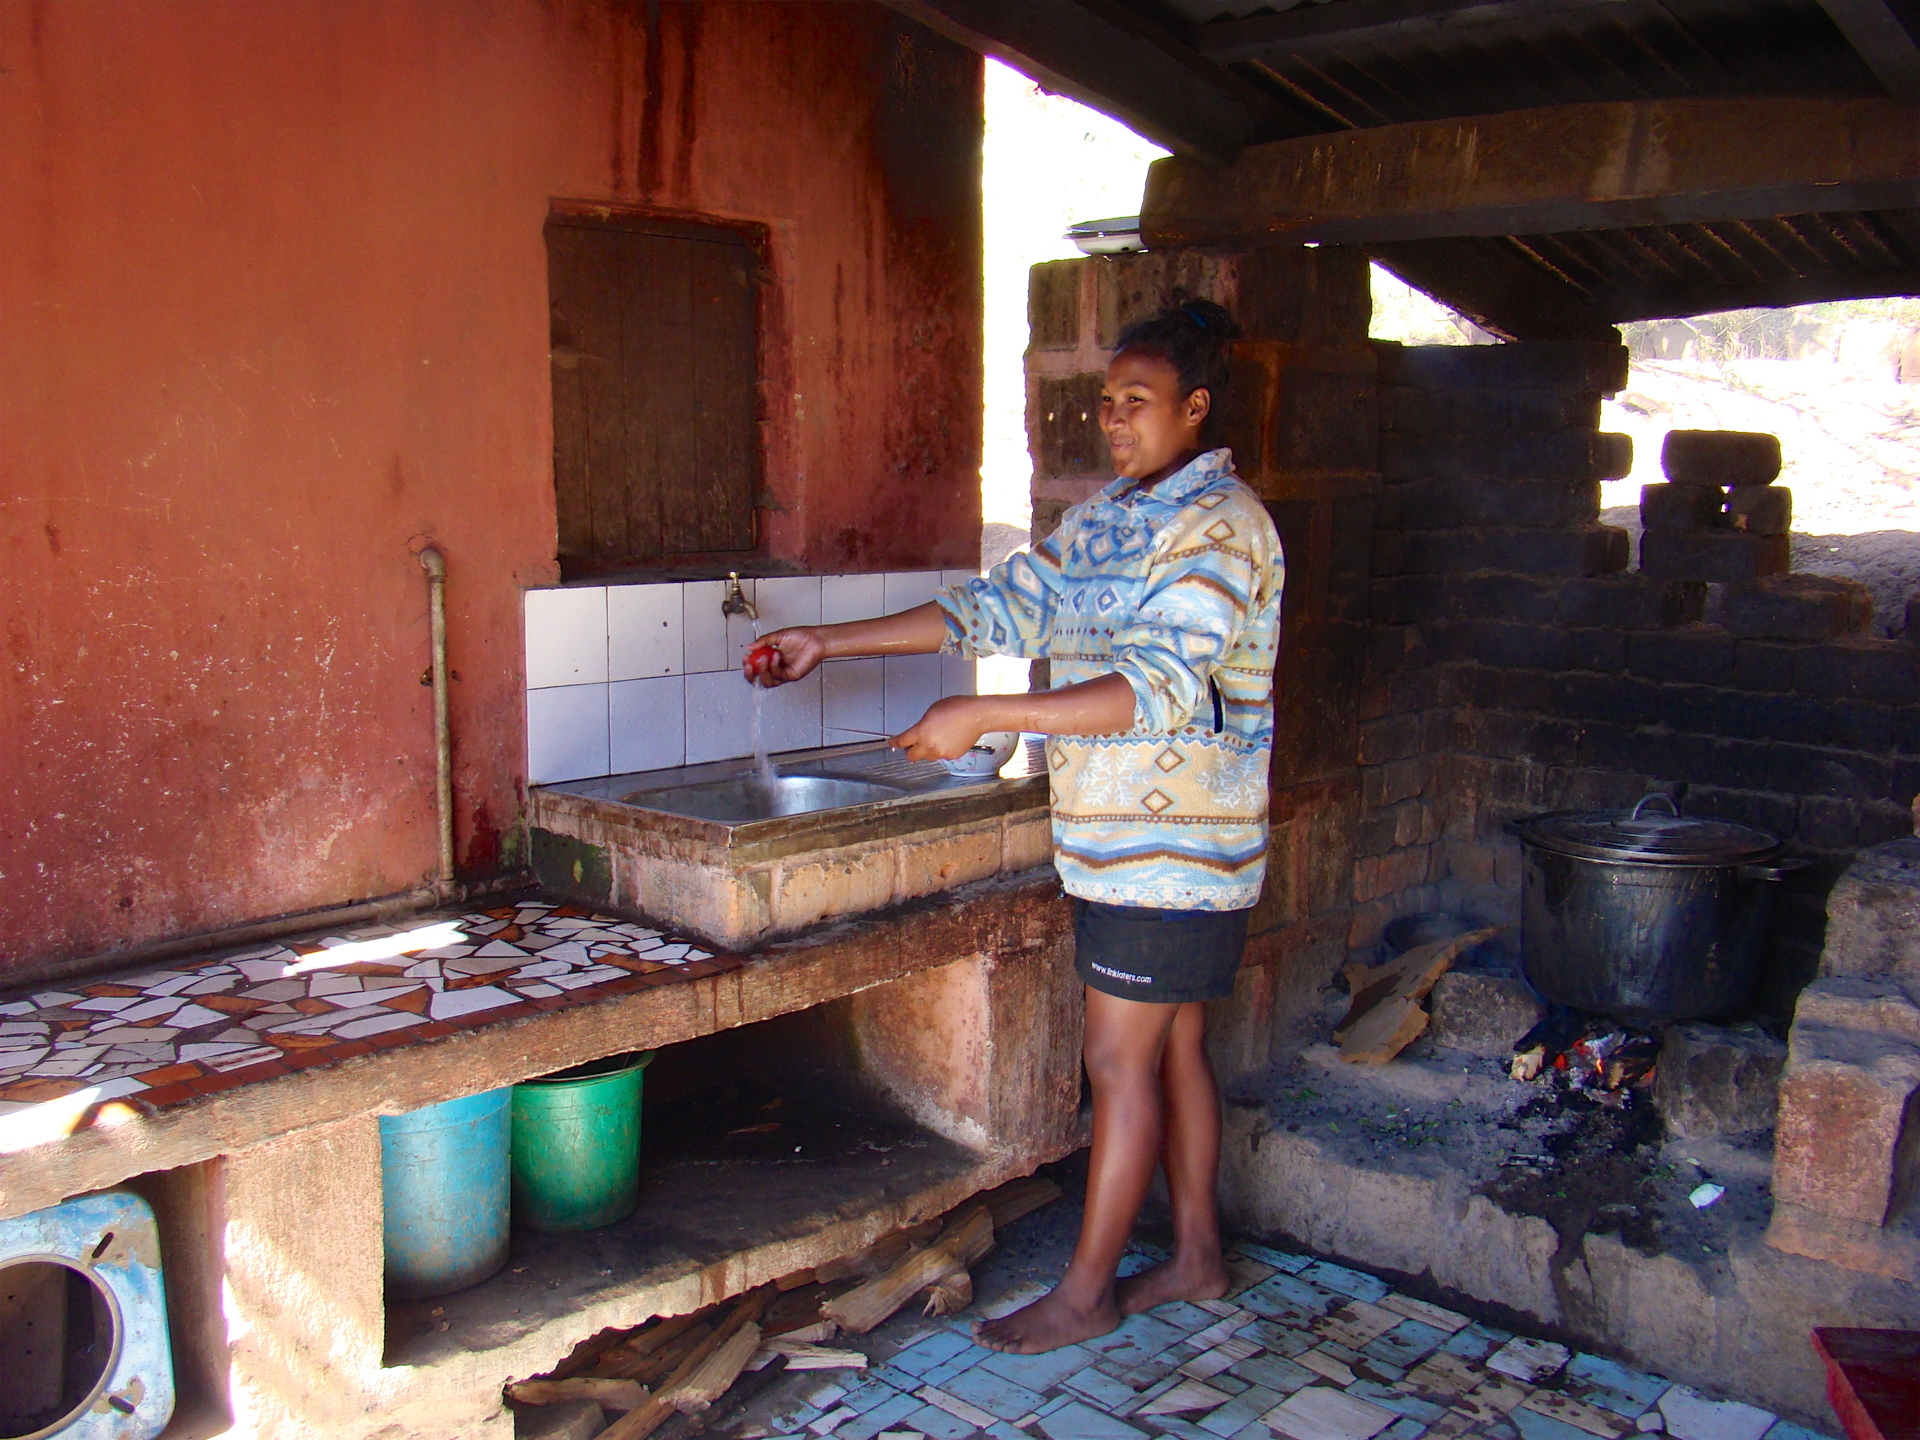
[749,300,1283,1354]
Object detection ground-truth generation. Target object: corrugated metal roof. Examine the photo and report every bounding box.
[1140,0,1920,316]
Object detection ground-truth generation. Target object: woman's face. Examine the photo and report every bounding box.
[1100,348,1209,482]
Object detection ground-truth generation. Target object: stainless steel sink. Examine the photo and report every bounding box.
[622,775,907,823]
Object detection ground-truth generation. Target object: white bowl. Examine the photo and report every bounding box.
[941,731,1019,776]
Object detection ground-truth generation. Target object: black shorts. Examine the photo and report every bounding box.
[1072,899,1251,1004]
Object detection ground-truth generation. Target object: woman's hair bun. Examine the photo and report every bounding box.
[1112,295,1241,443]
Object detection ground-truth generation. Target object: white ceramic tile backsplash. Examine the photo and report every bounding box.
[527,683,610,784]
[884,654,945,734]
[821,573,885,625]
[526,571,961,781]
[610,676,686,773]
[608,585,682,681]
[823,657,887,742]
[525,587,609,689]
[681,578,758,675]
[754,576,822,632]
[683,670,757,765]
[883,571,942,615]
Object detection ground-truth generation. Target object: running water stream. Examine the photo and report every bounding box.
[746,621,779,794]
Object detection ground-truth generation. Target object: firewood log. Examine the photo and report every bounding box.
[671,1321,762,1413]
[821,1205,993,1334]
[922,1271,972,1316]
[507,1377,648,1411]
[599,1289,770,1440]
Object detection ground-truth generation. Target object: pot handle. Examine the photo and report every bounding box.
[1739,857,1811,882]
[1632,793,1680,820]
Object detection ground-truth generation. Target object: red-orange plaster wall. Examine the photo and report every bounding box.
[1,1,984,973]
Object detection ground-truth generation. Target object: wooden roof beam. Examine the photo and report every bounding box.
[1813,0,1920,100]
[1193,0,1640,65]
[1142,96,1920,247]
[879,0,1298,166]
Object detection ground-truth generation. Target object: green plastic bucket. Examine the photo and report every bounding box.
[510,1052,653,1232]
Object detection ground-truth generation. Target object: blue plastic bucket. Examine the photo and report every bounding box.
[379,1088,511,1300]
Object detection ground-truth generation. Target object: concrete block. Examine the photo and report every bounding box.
[1725,484,1791,535]
[1506,429,1631,484]
[1274,367,1377,473]
[1773,984,1920,1225]
[898,824,1003,900]
[1556,576,1704,629]
[1429,969,1546,1056]
[1003,813,1055,871]
[1031,373,1107,478]
[1639,529,1789,584]
[1093,249,1229,349]
[1662,430,1781,487]
[774,847,899,933]
[1723,574,1872,643]
[1028,260,1082,351]
[1822,839,1920,980]
[1640,482,1724,532]
[1652,1022,1786,1139]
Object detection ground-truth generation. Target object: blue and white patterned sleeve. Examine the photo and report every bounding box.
[933,532,1066,661]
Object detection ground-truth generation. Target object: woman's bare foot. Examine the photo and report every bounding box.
[1114,1252,1230,1316]
[973,1286,1122,1354]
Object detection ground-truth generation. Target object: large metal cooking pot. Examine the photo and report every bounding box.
[1512,795,1807,1023]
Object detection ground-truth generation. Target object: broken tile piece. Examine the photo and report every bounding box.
[515,983,563,999]
[1379,1294,1471,1334]
[242,980,308,1002]
[1179,1338,1261,1380]
[1035,1400,1147,1440]
[31,992,83,1007]
[1519,1391,1633,1438]
[335,1011,428,1039]
[1453,1375,1533,1422]
[428,986,517,1021]
[1262,1386,1397,1440]
[1139,1381,1233,1417]
[168,1004,230,1030]
[184,974,240,995]
[309,974,363,997]
[470,940,531,960]
[1489,1338,1571,1385]
[1656,1388,1773,1440]
[1296,1350,1357,1388]
[73,996,139,1013]
[88,1026,179,1044]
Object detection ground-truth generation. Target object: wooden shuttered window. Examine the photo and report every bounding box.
[547,215,761,569]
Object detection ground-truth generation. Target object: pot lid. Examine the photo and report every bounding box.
[1519,796,1781,865]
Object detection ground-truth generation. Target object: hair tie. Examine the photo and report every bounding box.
[1183,303,1211,331]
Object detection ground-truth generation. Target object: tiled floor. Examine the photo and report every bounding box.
[0,900,734,1114]
[752,1239,1832,1440]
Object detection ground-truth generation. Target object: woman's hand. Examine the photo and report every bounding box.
[893,696,994,762]
[745,628,827,687]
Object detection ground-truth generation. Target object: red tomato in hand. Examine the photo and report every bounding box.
[743,643,777,682]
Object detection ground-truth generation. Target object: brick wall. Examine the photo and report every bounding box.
[1369,341,1917,1013]
[1025,249,1378,1054]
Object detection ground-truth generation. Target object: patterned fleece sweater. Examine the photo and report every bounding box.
[936,449,1284,910]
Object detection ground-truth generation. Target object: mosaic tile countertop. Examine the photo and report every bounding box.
[760,1241,1832,1440]
[0,901,735,1116]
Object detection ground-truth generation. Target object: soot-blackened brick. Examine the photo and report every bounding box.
[1711,690,1828,745]
[1506,430,1632,484]
[1359,712,1427,766]
[1033,373,1106,477]
[1378,384,1429,434]
[1556,575,1702,629]
[1627,627,1736,686]
[1452,478,1601,529]
[1233,245,1371,348]
[1458,662,1561,715]
[1662,429,1782,487]
[1453,573,1558,624]
[1371,528,1406,578]
[1724,573,1872,642]
[1276,368,1378,473]
[1640,482,1725,532]
[1629,728,1716,782]
[1734,640,1801,693]
[1768,744,1890,800]
[1577,720,1636,770]
[1370,575,1444,625]
[1703,738,1776,791]
[1404,525,1628,577]
[1570,628,1627,672]
[1378,432,1420,483]
[1686,785,1800,838]
[1830,700,1895,752]
[1726,485,1793,536]
[1509,389,1603,432]
[1563,670,1661,726]
[1461,620,1571,671]
[1641,528,1790,583]
[1796,640,1920,706]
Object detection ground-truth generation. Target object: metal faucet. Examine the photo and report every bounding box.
[722,572,757,622]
